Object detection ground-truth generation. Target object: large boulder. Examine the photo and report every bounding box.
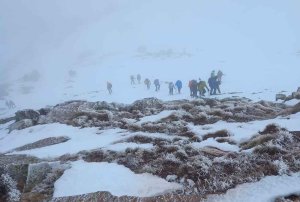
[15,110,40,123]
[130,98,164,113]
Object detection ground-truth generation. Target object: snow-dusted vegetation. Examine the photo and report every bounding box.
[0,97,300,201]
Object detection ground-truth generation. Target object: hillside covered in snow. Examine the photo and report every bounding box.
[0,0,300,202]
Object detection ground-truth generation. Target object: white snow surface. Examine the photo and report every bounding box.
[137,110,175,124]
[0,1,300,118]
[0,123,185,158]
[205,173,300,202]
[192,138,240,152]
[53,160,182,198]
[188,112,300,145]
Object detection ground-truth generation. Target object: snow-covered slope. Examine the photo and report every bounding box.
[0,0,300,116]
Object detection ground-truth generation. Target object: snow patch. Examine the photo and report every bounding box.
[205,173,300,202]
[53,160,182,197]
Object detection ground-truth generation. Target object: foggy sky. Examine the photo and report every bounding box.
[0,0,300,83]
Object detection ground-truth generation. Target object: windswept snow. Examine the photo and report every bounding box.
[104,142,153,152]
[0,123,129,158]
[53,160,182,197]
[188,112,300,144]
[0,122,185,158]
[205,173,300,202]
[137,110,175,124]
[192,138,239,152]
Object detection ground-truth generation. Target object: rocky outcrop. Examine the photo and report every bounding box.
[14,137,70,152]
[15,109,40,123]
[8,119,34,132]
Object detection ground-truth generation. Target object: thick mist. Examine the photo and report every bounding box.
[0,0,299,110]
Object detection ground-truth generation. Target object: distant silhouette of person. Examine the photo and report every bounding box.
[189,80,198,98]
[107,82,112,94]
[137,74,141,84]
[208,76,218,95]
[5,100,16,109]
[154,79,160,91]
[175,80,182,94]
[169,82,175,95]
[130,75,136,85]
[144,78,151,90]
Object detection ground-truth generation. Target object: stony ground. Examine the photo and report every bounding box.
[1,97,300,202]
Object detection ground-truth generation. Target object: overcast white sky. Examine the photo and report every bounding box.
[0,0,299,84]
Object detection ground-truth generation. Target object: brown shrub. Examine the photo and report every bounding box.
[82,150,106,162]
[203,130,230,141]
[253,146,286,155]
[127,135,153,144]
[180,131,197,138]
[156,160,182,178]
[240,134,274,150]
[259,123,282,135]
[181,103,194,111]
[215,137,237,145]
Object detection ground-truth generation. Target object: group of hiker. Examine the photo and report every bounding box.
[106,70,224,97]
[189,70,224,98]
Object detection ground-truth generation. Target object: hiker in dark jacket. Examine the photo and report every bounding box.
[175,80,183,94]
[137,74,141,84]
[208,76,218,95]
[190,80,198,98]
[144,78,151,90]
[154,79,160,91]
[107,82,112,94]
[169,82,175,95]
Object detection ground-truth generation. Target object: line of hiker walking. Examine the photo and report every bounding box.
[106,70,223,97]
[188,70,224,98]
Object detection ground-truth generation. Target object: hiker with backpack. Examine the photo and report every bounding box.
[154,79,160,91]
[189,80,198,98]
[107,82,112,94]
[175,80,183,94]
[144,78,151,90]
[168,82,175,95]
[198,79,210,96]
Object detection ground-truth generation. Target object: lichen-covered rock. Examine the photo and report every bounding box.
[15,109,40,122]
[130,98,164,113]
[8,119,34,132]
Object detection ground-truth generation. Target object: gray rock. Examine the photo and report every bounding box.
[24,163,52,192]
[8,119,34,132]
[15,109,40,122]
[131,97,164,113]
